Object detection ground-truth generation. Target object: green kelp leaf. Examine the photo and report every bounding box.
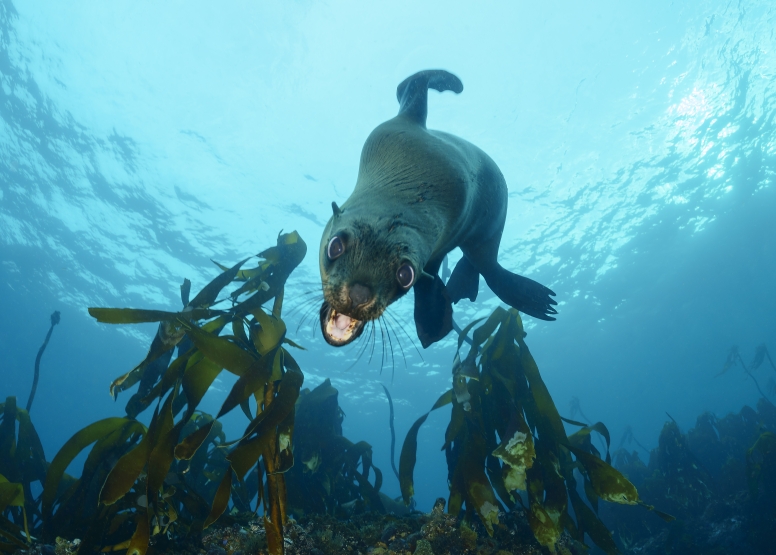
[399,389,453,505]
[185,324,257,377]
[88,307,215,324]
[571,447,638,505]
[204,468,232,528]
[43,417,137,516]
[189,257,249,308]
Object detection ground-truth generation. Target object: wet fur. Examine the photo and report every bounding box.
[320,70,556,348]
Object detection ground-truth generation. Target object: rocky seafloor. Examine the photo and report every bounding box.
[14,483,775,555]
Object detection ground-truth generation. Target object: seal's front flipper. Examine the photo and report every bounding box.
[413,274,453,348]
[396,70,463,128]
[446,256,479,304]
[483,266,558,321]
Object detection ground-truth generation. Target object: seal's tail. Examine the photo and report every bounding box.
[396,69,463,127]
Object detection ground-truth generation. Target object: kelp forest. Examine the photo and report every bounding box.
[2,232,775,555]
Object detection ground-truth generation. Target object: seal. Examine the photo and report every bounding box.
[319,69,557,348]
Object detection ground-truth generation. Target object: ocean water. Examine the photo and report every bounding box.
[1,0,775,531]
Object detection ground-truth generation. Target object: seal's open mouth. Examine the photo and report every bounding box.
[320,302,366,346]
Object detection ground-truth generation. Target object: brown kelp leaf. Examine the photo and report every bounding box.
[88,307,215,324]
[216,351,278,420]
[43,417,137,516]
[746,431,776,495]
[110,322,184,399]
[251,309,286,356]
[188,257,249,308]
[492,426,536,492]
[275,408,295,474]
[471,307,509,350]
[228,435,273,480]
[174,421,214,461]
[526,466,561,550]
[146,398,182,495]
[15,407,47,483]
[0,478,23,512]
[126,511,151,555]
[181,356,223,418]
[566,420,612,461]
[513,312,567,443]
[571,447,639,505]
[211,260,263,282]
[399,389,453,505]
[568,487,619,555]
[100,427,155,505]
[185,324,257,377]
[237,352,304,440]
[457,317,485,350]
[204,467,232,528]
[283,338,306,350]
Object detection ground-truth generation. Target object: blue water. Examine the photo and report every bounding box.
[2,0,775,515]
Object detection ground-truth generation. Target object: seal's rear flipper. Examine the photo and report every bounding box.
[446,256,479,304]
[413,274,453,348]
[397,70,463,128]
[483,267,558,321]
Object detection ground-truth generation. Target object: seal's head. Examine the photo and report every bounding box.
[319,202,424,346]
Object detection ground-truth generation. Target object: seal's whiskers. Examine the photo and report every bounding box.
[384,309,423,362]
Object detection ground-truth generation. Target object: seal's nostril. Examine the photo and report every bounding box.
[349,283,371,308]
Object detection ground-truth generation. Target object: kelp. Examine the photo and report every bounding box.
[400,307,671,553]
[0,396,46,550]
[22,230,309,555]
[26,311,60,413]
[284,379,386,517]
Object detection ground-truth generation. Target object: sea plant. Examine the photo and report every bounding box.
[399,306,672,554]
[285,379,385,517]
[0,396,46,552]
[40,230,308,555]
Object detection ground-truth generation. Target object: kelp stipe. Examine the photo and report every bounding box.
[400,307,672,554]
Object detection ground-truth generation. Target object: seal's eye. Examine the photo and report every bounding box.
[327,236,345,260]
[397,264,414,289]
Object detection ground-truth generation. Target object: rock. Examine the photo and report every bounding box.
[206,547,227,555]
[413,539,434,555]
[41,545,56,555]
[380,523,397,544]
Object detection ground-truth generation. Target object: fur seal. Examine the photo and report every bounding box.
[319,69,557,348]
